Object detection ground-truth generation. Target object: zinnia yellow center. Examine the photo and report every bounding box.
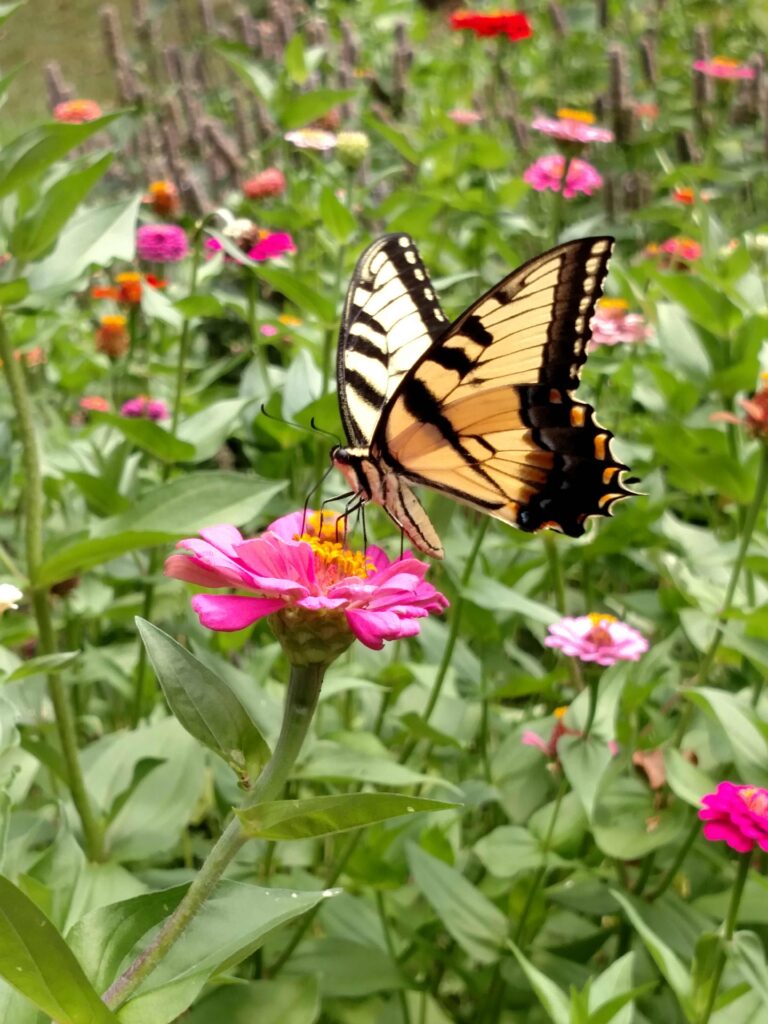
[712,56,739,68]
[278,314,302,327]
[100,314,127,330]
[598,298,629,312]
[553,706,568,720]
[586,612,617,646]
[557,108,595,124]
[116,272,141,284]
[587,612,618,625]
[740,787,768,815]
[296,512,374,580]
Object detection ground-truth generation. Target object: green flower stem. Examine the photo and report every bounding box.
[0,320,104,862]
[583,674,600,738]
[551,153,575,246]
[543,532,566,614]
[376,891,412,1024]
[676,443,768,744]
[698,852,751,1024]
[400,518,489,764]
[648,812,700,901]
[513,775,568,945]
[171,222,206,433]
[104,661,326,1010]
[133,224,207,724]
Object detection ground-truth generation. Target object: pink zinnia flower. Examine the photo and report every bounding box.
[531,109,614,145]
[164,511,448,652]
[711,374,768,439]
[588,299,650,349]
[260,324,279,337]
[693,57,756,80]
[448,109,483,125]
[522,706,618,760]
[243,168,286,199]
[206,231,295,263]
[545,613,648,666]
[136,224,189,263]
[284,129,337,151]
[522,154,603,198]
[659,236,701,262]
[120,396,169,421]
[700,782,768,853]
[53,99,103,124]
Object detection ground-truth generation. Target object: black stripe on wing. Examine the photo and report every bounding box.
[337,234,449,446]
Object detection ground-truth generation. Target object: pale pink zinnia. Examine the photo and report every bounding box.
[693,57,756,80]
[545,613,648,666]
[164,511,448,651]
[588,299,650,349]
[531,110,614,144]
[523,154,603,198]
[136,224,189,263]
[284,128,337,151]
[700,782,768,853]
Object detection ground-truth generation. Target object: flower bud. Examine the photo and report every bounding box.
[335,130,370,167]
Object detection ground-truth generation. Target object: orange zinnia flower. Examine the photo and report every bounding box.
[144,180,180,217]
[96,314,129,358]
[53,99,103,124]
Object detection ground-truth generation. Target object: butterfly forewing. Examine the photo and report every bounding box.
[337,233,449,446]
[376,237,633,538]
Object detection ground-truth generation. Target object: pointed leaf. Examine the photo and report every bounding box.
[508,940,570,1024]
[407,844,506,964]
[91,411,196,464]
[0,873,118,1023]
[136,619,269,779]
[237,793,454,841]
[280,88,356,130]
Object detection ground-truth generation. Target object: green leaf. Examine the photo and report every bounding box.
[213,45,275,103]
[0,279,28,306]
[0,3,23,27]
[29,194,141,293]
[0,873,118,1023]
[173,294,225,319]
[10,153,113,263]
[285,937,404,998]
[253,265,335,324]
[464,575,558,625]
[284,33,308,85]
[507,941,570,1024]
[319,186,357,242]
[280,88,356,130]
[136,620,270,780]
[37,473,285,585]
[183,977,320,1024]
[117,881,335,1024]
[237,793,454,841]
[3,651,79,681]
[664,748,715,807]
[0,115,121,199]
[176,398,254,463]
[686,687,768,785]
[611,890,693,1016]
[67,886,187,995]
[366,115,419,164]
[731,930,768,1006]
[91,411,196,464]
[655,302,711,382]
[407,843,507,964]
[474,825,566,879]
[559,735,614,820]
[592,779,686,859]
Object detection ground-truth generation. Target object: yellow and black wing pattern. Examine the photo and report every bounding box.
[337,234,450,447]
[373,236,632,538]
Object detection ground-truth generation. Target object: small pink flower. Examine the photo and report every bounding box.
[164,511,448,651]
[659,236,701,262]
[589,299,650,349]
[545,613,649,666]
[523,154,603,198]
[531,111,614,144]
[284,128,337,151]
[242,167,286,199]
[248,231,296,262]
[260,324,279,337]
[522,706,618,760]
[53,99,103,123]
[693,57,756,80]
[448,109,483,125]
[121,396,169,421]
[700,782,768,853]
[136,224,189,263]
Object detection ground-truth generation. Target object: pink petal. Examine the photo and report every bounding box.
[190,594,284,631]
[521,731,550,754]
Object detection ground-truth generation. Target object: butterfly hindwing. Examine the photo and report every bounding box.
[337,233,449,447]
[374,237,632,539]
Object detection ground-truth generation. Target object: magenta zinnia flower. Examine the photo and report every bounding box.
[164,511,448,654]
[693,57,756,80]
[523,154,603,198]
[121,396,169,421]
[700,782,768,853]
[248,231,296,261]
[545,613,648,666]
[136,224,189,263]
[531,110,614,145]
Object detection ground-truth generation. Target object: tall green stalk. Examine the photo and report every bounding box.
[697,853,751,1024]
[0,320,104,861]
[104,661,326,1010]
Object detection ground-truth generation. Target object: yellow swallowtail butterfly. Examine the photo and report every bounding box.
[331,234,631,558]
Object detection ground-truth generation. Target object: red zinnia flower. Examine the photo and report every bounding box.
[53,99,103,124]
[450,9,532,40]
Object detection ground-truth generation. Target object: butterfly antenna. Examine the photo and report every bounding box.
[302,462,337,534]
[310,417,343,447]
[259,405,341,446]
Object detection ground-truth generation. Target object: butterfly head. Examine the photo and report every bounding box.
[331,445,374,500]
